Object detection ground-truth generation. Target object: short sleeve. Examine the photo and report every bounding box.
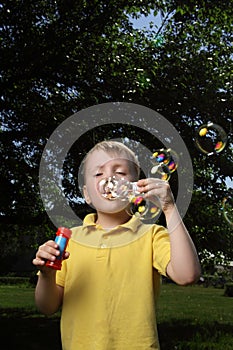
[152,225,171,276]
[55,259,67,287]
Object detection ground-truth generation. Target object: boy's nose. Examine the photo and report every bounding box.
[104,169,114,178]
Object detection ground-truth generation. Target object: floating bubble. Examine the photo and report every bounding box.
[166,149,179,173]
[127,194,161,221]
[195,122,228,155]
[222,196,233,226]
[150,148,179,176]
[151,163,171,181]
[150,149,170,165]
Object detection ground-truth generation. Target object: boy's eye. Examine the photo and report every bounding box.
[95,173,103,177]
[116,171,126,175]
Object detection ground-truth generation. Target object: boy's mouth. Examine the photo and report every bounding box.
[98,177,119,200]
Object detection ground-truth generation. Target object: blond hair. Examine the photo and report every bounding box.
[82,140,140,180]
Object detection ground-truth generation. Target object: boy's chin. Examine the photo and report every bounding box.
[95,202,130,214]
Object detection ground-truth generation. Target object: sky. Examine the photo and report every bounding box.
[226,176,233,189]
[130,10,162,30]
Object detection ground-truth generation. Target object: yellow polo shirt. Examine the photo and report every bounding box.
[56,214,170,350]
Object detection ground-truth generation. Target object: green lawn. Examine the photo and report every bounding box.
[0,283,232,349]
[0,284,35,309]
[157,283,233,349]
[158,283,232,323]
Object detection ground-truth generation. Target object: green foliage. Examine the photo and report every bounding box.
[0,0,232,270]
[0,276,29,285]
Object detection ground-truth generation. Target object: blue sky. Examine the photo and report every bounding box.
[130,10,162,30]
[226,176,233,189]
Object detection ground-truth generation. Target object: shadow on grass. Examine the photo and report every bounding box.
[0,309,61,350]
[158,319,233,350]
[1,311,232,350]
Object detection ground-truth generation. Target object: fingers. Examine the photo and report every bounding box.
[63,251,70,260]
[136,178,175,210]
[137,178,169,193]
[32,240,60,267]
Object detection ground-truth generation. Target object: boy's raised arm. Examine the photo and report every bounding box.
[137,178,201,285]
[164,204,201,285]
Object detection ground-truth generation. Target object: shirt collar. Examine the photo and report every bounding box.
[83,213,142,233]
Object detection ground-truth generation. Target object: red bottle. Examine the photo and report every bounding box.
[45,227,72,270]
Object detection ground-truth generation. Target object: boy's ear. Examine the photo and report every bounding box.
[83,185,91,204]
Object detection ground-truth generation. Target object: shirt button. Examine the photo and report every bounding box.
[100,243,107,248]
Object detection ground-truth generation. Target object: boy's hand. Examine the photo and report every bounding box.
[32,240,70,271]
[137,178,175,213]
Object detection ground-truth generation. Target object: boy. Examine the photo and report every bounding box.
[33,140,201,350]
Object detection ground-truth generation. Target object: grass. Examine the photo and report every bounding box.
[0,283,232,349]
[0,283,62,349]
[157,283,233,349]
[158,283,232,323]
[0,284,35,309]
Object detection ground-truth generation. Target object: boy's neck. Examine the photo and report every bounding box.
[95,211,131,229]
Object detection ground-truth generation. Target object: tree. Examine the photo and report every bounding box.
[0,0,232,270]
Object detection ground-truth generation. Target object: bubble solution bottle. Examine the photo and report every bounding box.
[45,227,72,270]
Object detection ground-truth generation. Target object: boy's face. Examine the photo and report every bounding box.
[83,149,136,214]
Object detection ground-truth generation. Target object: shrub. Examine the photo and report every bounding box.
[0,276,29,285]
[224,283,233,297]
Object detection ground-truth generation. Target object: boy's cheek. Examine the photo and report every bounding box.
[86,187,103,206]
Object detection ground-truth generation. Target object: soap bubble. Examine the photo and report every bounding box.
[98,176,139,201]
[98,176,120,200]
[150,149,170,165]
[98,176,162,221]
[151,163,171,181]
[195,122,228,155]
[222,196,233,226]
[127,195,161,221]
[166,148,179,173]
[150,148,178,176]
